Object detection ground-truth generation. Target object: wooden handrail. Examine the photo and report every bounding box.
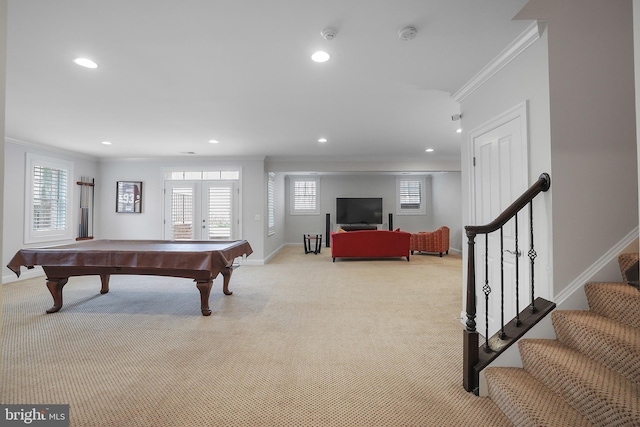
[465,173,550,237]
[463,172,551,394]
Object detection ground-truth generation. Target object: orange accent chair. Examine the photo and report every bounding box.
[410,226,450,257]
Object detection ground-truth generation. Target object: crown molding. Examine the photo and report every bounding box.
[452,21,542,103]
[5,137,100,161]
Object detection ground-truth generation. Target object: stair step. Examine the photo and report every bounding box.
[585,282,640,328]
[519,339,639,426]
[552,310,640,383]
[485,367,594,426]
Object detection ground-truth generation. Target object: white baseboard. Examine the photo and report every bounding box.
[555,226,639,305]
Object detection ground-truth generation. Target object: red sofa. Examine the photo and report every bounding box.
[330,229,411,262]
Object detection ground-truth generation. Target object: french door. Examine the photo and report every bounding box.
[164,180,238,241]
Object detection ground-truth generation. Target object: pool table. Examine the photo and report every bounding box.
[7,239,253,316]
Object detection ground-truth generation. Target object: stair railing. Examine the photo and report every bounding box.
[463,173,552,394]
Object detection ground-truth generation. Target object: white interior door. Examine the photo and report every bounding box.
[165,181,238,240]
[471,103,529,338]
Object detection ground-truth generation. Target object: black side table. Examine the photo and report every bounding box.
[303,233,322,254]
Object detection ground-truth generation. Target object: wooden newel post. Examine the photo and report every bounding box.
[463,229,479,393]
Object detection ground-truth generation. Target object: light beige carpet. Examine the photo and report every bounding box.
[1,246,510,426]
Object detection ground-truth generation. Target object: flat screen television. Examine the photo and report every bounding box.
[336,198,383,225]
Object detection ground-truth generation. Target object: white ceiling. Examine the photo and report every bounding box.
[5,0,532,163]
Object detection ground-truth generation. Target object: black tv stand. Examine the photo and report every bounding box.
[340,224,378,231]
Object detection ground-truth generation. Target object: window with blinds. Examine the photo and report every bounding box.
[25,153,74,243]
[268,173,275,236]
[290,177,320,215]
[400,180,422,209]
[397,176,426,215]
[33,165,68,231]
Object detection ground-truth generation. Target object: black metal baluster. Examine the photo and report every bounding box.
[483,233,491,352]
[465,232,477,335]
[514,214,521,326]
[529,201,538,313]
[499,227,506,340]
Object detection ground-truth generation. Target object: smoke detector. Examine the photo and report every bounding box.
[321,26,338,41]
[398,26,417,41]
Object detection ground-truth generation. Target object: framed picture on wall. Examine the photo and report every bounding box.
[116,181,142,213]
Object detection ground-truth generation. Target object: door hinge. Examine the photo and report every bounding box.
[473,157,476,167]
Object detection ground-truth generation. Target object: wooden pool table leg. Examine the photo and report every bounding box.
[196,279,214,316]
[99,274,111,294]
[45,277,68,313]
[221,266,234,296]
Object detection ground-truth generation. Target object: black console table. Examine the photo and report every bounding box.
[303,233,322,254]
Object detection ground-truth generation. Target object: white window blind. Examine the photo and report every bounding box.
[289,176,320,215]
[396,176,426,215]
[400,180,422,209]
[294,180,316,210]
[25,153,74,243]
[32,165,68,231]
[268,173,275,236]
[208,186,232,239]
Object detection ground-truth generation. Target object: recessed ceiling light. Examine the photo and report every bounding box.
[425,148,434,152]
[73,58,98,69]
[101,141,112,145]
[311,51,330,63]
[318,137,328,143]
[456,128,462,133]
[208,139,220,144]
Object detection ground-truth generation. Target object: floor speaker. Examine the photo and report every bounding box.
[326,213,331,247]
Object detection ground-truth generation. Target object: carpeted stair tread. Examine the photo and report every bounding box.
[585,282,640,328]
[485,367,594,427]
[552,310,640,383]
[519,339,639,426]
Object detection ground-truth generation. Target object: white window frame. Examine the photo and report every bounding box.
[396,176,426,216]
[164,169,240,180]
[24,153,75,243]
[267,172,275,236]
[289,176,320,215]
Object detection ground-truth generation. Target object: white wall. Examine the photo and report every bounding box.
[432,172,463,252]
[0,0,7,369]
[544,0,638,294]
[3,141,100,282]
[264,171,286,261]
